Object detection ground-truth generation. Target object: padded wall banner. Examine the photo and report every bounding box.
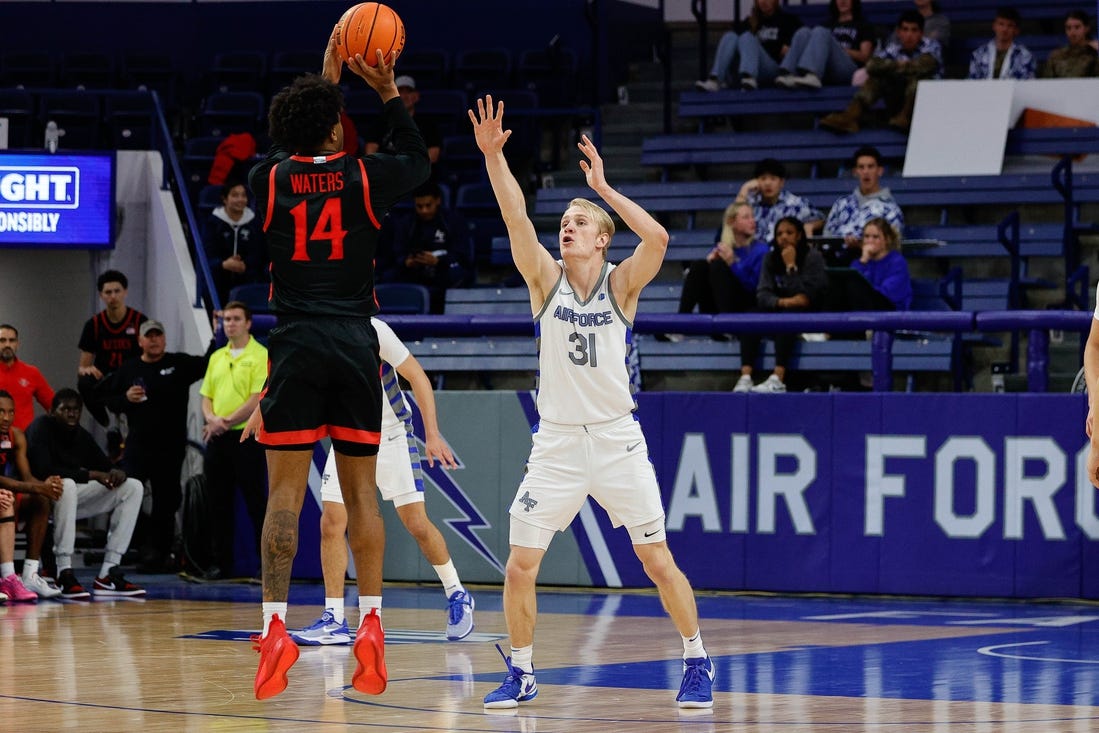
[286,392,1096,599]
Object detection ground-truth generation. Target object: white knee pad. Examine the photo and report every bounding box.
[509,515,557,550]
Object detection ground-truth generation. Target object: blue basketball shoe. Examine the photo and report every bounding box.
[290,610,352,646]
[445,590,475,640]
[676,656,715,708]
[483,644,538,708]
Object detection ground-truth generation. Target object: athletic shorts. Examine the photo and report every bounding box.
[509,413,665,532]
[258,317,382,455]
[320,422,424,507]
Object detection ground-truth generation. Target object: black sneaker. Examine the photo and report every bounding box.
[92,567,146,597]
[58,569,91,600]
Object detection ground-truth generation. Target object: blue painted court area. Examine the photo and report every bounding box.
[164,574,1099,710]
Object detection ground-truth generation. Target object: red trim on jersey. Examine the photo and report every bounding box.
[356,159,381,229]
[262,164,278,232]
[329,425,381,445]
[289,151,348,163]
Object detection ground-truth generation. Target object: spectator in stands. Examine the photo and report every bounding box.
[852,218,912,310]
[673,201,769,321]
[365,75,441,165]
[775,0,877,90]
[695,0,802,91]
[0,390,64,601]
[25,389,145,599]
[1041,10,1098,78]
[735,217,828,393]
[199,302,268,580]
[377,181,473,313]
[968,7,1036,80]
[204,180,268,307]
[735,158,822,242]
[77,270,148,430]
[98,320,213,572]
[820,10,942,134]
[823,146,905,260]
[911,0,950,49]
[0,325,53,432]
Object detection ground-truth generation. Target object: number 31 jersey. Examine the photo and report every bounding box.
[534,261,636,425]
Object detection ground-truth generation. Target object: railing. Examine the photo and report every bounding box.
[379,310,1092,392]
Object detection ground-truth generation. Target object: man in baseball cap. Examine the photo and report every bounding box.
[365,74,441,164]
[139,320,165,338]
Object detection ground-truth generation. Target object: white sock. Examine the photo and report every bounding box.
[99,562,116,579]
[22,559,39,578]
[325,597,345,624]
[683,629,706,660]
[0,562,14,578]
[262,602,288,637]
[358,595,382,628]
[433,559,463,598]
[510,645,533,673]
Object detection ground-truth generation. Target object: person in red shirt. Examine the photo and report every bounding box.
[0,325,54,432]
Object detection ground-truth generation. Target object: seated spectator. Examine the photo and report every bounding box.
[735,158,823,242]
[0,389,64,601]
[1041,10,1098,78]
[695,0,802,91]
[77,270,147,429]
[909,0,951,49]
[820,10,942,134]
[203,180,267,307]
[0,324,53,431]
[25,389,145,599]
[852,218,912,310]
[365,75,442,165]
[775,0,877,90]
[0,488,17,602]
[823,145,905,261]
[968,7,1036,80]
[674,201,769,318]
[735,217,828,394]
[377,181,473,314]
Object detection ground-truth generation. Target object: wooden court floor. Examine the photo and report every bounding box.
[2,576,1099,732]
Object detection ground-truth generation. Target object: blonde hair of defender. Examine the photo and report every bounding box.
[567,197,615,260]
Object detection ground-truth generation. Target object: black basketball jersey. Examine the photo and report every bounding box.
[78,307,146,374]
[250,97,429,317]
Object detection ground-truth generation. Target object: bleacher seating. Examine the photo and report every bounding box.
[60,52,116,89]
[0,88,35,148]
[397,49,451,91]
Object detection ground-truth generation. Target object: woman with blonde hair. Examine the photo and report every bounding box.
[673,200,769,321]
[852,217,911,310]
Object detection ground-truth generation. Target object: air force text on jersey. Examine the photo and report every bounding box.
[0,168,78,233]
[552,305,614,328]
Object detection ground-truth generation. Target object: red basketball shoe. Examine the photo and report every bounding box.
[252,614,300,699]
[352,609,387,694]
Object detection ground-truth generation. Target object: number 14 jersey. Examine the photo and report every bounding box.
[534,261,636,425]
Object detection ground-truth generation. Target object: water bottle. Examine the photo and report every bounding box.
[44,121,59,153]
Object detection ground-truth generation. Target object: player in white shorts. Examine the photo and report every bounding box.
[1084,281,1099,487]
[470,95,714,710]
[290,317,471,645]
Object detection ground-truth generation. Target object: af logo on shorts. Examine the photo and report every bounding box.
[518,490,538,512]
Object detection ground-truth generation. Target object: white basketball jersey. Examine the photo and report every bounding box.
[534,262,636,425]
[372,317,411,431]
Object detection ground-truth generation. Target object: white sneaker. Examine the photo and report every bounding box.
[751,375,786,393]
[694,78,721,92]
[733,374,754,393]
[22,572,62,599]
[739,75,758,90]
[793,71,822,89]
[774,74,797,89]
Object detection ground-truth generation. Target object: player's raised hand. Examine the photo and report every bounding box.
[578,134,608,194]
[468,95,512,155]
[348,48,399,98]
[322,24,343,84]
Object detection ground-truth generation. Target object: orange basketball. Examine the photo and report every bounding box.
[335,2,406,66]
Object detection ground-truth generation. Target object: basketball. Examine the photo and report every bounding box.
[335,2,406,66]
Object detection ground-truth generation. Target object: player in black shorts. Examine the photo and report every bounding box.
[243,27,429,700]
